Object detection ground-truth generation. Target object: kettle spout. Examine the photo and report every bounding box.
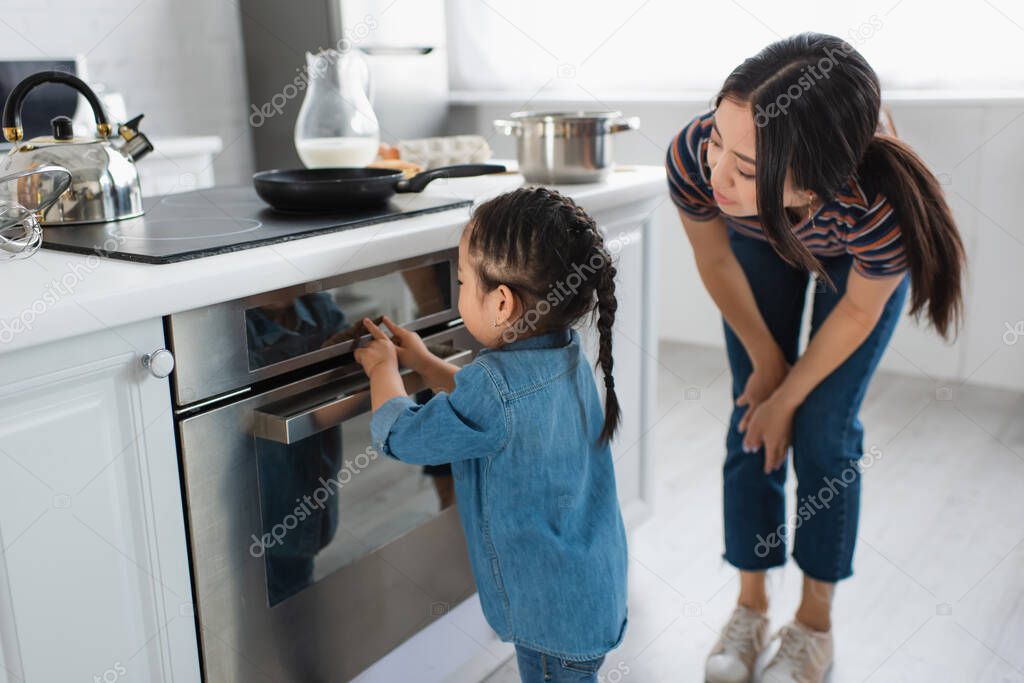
[118,113,154,163]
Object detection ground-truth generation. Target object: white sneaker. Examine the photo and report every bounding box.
[705,605,770,683]
[762,620,834,683]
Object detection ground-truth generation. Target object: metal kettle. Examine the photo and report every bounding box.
[1,71,154,225]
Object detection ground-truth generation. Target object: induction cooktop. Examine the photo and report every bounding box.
[39,186,472,264]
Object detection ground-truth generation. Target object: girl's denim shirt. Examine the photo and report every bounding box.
[370,327,629,661]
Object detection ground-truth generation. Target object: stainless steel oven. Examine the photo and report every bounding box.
[167,248,479,682]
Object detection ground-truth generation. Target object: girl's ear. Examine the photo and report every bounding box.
[493,284,520,325]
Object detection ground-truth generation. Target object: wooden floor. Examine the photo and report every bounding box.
[482,341,1024,682]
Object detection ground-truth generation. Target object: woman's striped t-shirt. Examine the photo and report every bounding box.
[666,109,908,279]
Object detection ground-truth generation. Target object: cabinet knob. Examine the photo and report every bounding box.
[141,349,175,378]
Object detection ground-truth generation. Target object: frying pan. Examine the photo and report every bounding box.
[252,163,507,212]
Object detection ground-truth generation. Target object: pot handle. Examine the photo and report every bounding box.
[397,164,508,193]
[2,71,111,142]
[493,119,521,136]
[609,116,640,134]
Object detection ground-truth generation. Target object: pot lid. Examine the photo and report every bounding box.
[507,110,623,121]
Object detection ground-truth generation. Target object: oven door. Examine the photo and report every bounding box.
[178,326,478,682]
[168,248,460,406]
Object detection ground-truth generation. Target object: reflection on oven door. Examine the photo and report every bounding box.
[254,387,449,607]
[244,261,452,371]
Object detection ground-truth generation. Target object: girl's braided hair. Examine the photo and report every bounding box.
[466,186,620,444]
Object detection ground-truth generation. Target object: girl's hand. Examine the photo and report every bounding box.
[741,393,797,474]
[353,318,399,377]
[379,315,434,372]
[737,350,790,433]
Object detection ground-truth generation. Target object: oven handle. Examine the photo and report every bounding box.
[251,347,474,445]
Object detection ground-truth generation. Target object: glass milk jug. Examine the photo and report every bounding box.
[294,48,380,168]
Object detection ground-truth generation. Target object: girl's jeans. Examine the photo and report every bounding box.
[515,646,605,682]
[723,227,909,582]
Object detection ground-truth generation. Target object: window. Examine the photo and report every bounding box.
[445,0,1024,94]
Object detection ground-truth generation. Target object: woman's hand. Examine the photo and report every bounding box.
[737,349,790,433]
[353,318,399,378]
[742,392,798,473]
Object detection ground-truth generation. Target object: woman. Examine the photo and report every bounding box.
[665,33,965,683]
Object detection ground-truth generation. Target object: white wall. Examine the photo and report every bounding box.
[449,93,1024,392]
[0,0,254,185]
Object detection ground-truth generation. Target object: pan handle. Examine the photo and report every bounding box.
[609,116,640,134]
[396,164,507,193]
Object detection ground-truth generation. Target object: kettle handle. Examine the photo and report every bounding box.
[2,71,111,143]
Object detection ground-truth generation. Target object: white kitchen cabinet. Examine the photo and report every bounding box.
[0,319,199,683]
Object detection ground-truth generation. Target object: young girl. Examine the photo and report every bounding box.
[667,33,965,683]
[353,187,629,683]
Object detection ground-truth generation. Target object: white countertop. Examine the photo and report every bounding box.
[0,164,665,356]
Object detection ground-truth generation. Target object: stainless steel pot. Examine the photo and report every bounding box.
[493,110,639,184]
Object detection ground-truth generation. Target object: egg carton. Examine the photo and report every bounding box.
[396,135,493,170]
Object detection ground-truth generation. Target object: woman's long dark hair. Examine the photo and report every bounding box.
[467,187,620,443]
[716,32,965,338]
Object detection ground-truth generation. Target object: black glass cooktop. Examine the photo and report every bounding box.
[39,186,472,264]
